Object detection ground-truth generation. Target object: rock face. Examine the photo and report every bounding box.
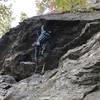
[87,0,100,10]
[0,12,100,100]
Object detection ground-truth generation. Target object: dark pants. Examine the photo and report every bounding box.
[34,44,41,62]
[33,31,55,62]
[34,38,55,60]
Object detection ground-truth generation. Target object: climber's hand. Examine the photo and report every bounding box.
[32,43,36,47]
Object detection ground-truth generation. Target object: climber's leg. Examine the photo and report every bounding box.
[41,43,47,56]
[34,45,40,63]
[41,63,46,75]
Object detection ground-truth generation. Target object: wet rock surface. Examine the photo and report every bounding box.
[0,12,100,99]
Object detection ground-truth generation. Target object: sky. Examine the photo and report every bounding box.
[10,0,52,27]
[6,0,37,27]
[5,0,97,27]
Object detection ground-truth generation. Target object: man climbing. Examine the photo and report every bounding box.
[33,19,53,63]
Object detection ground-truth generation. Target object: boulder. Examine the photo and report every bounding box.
[0,12,100,100]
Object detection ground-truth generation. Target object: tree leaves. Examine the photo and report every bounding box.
[0,1,12,36]
[20,12,28,22]
[36,0,87,14]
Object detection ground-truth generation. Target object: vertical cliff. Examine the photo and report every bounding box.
[0,12,100,100]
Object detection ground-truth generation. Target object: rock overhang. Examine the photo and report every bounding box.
[30,12,100,21]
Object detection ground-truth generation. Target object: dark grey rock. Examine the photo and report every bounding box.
[0,12,100,100]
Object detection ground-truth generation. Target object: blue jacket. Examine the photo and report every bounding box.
[37,25,51,45]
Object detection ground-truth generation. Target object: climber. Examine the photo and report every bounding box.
[32,19,53,63]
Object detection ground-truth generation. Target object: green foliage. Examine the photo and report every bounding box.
[35,0,50,14]
[36,0,88,14]
[20,12,28,22]
[0,0,12,36]
[55,0,87,12]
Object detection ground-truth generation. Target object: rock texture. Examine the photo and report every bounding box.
[0,12,100,100]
